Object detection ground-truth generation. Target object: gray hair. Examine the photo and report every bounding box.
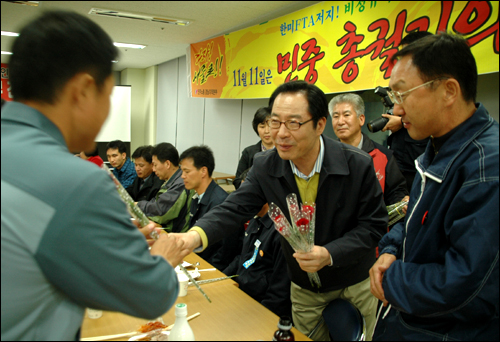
[328,93,365,117]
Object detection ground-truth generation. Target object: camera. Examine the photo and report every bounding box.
[367,86,394,133]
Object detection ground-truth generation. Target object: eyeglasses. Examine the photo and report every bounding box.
[387,78,447,105]
[267,118,314,131]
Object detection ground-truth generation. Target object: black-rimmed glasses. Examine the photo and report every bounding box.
[267,117,314,131]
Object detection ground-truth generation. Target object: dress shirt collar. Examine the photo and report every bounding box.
[356,134,364,150]
[289,136,324,180]
[192,192,205,203]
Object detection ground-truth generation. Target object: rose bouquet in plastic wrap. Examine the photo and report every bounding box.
[268,193,322,288]
[101,164,159,239]
[101,164,211,302]
[387,199,409,226]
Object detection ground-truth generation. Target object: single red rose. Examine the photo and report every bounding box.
[302,205,315,214]
[296,218,309,226]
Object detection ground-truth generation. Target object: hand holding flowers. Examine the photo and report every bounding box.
[269,193,322,288]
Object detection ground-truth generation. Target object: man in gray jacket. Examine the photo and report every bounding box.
[1,11,189,340]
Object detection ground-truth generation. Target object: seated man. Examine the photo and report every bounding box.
[329,93,409,207]
[137,143,191,232]
[180,145,243,271]
[127,146,164,202]
[224,168,291,319]
[106,140,137,188]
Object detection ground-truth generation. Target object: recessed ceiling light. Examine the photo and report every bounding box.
[89,8,190,26]
[113,42,146,49]
[1,31,20,37]
[3,1,39,7]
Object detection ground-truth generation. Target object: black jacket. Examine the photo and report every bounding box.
[233,141,262,189]
[224,214,291,318]
[126,173,163,202]
[387,128,428,173]
[195,135,387,293]
[190,180,243,271]
[360,133,408,205]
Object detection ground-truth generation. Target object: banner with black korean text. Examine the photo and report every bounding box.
[189,1,499,98]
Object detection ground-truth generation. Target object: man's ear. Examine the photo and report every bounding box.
[68,73,95,109]
[442,78,460,107]
[201,166,208,178]
[62,73,95,115]
[359,114,365,127]
[316,116,327,135]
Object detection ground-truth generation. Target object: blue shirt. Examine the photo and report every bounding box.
[113,158,137,188]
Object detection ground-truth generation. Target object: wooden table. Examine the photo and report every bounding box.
[80,253,309,341]
[212,171,235,185]
[218,183,236,193]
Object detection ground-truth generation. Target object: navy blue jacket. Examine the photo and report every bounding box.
[374,104,499,341]
[195,136,387,293]
[191,180,243,271]
[224,214,291,318]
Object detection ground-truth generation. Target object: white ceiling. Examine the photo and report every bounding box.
[1,1,321,71]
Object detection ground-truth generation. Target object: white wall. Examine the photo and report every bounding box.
[477,72,499,121]
[156,56,269,174]
[144,66,158,146]
[157,59,179,145]
[121,66,158,155]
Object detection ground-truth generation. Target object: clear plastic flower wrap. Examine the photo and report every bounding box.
[101,164,159,239]
[269,193,322,288]
[387,199,409,226]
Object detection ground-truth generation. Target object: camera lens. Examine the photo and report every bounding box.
[367,117,389,133]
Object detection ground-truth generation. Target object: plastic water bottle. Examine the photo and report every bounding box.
[169,303,195,341]
[273,317,294,341]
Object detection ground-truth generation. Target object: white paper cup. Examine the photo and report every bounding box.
[87,308,102,319]
[178,273,189,297]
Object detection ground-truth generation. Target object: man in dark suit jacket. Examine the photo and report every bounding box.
[180,145,243,271]
[178,81,387,340]
[126,146,163,202]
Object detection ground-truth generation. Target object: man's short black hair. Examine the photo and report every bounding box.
[106,140,127,155]
[392,32,477,103]
[268,80,328,128]
[400,31,433,46]
[132,145,154,164]
[252,107,271,136]
[10,10,118,104]
[179,145,215,177]
[152,143,179,166]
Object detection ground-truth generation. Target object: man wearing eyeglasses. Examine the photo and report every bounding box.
[177,80,388,340]
[369,32,499,341]
[379,31,432,193]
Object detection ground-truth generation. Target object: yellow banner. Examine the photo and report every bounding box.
[190,1,499,98]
